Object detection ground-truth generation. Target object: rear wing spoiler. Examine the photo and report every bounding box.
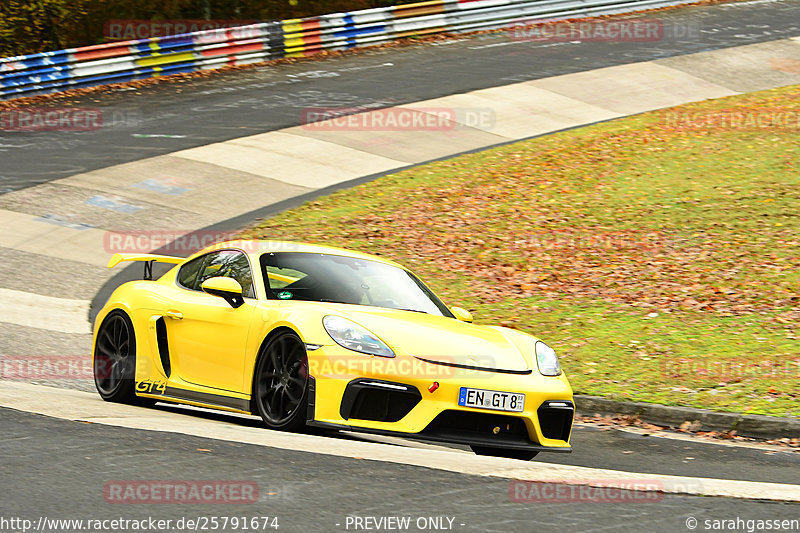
[107,253,185,280]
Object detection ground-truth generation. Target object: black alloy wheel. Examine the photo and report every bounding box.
[254,331,309,431]
[93,310,138,403]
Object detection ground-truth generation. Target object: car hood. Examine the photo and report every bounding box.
[333,307,532,372]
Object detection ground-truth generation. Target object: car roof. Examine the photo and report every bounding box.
[195,240,407,269]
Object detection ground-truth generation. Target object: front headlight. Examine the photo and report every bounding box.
[535,341,561,376]
[322,316,395,358]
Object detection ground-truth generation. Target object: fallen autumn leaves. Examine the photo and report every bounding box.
[244,84,800,419]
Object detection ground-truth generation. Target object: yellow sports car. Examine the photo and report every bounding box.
[93,240,573,460]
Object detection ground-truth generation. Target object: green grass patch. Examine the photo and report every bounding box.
[242,84,800,418]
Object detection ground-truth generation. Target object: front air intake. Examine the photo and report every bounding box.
[422,410,532,446]
[340,379,421,422]
[537,400,574,441]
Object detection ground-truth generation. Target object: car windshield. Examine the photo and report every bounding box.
[260,252,454,317]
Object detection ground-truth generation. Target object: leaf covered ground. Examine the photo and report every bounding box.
[243,84,800,418]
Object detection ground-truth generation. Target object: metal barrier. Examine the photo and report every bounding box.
[0,0,697,100]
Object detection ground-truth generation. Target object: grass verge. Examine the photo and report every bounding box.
[242,84,800,418]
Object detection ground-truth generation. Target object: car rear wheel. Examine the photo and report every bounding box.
[254,331,309,431]
[93,310,138,403]
[470,445,539,461]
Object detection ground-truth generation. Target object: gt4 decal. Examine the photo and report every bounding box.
[136,379,166,395]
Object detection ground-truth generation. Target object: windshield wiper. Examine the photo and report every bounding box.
[397,308,428,314]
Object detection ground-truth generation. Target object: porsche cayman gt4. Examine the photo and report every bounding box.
[93,240,573,460]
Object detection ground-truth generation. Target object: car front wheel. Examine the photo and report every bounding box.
[254,331,309,431]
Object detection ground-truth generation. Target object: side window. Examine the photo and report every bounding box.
[196,250,256,299]
[177,256,205,291]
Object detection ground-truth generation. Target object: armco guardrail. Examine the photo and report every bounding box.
[0,0,698,100]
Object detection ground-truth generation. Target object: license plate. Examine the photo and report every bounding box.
[458,387,524,413]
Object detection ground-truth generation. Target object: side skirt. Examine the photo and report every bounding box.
[139,386,251,414]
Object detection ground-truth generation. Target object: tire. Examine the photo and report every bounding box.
[93,310,139,404]
[470,445,539,461]
[253,330,309,432]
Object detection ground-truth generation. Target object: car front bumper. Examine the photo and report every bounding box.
[307,346,574,452]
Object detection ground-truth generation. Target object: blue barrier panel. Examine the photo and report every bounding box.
[0,0,703,100]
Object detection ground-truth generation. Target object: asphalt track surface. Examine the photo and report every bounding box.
[2,408,799,533]
[72,402,800,485]
[3,0,800,193]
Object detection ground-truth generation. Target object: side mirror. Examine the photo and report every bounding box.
[201,277,245,308]
[450,306,473,323]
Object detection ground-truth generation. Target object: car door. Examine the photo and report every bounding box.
[163,249,257,393]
